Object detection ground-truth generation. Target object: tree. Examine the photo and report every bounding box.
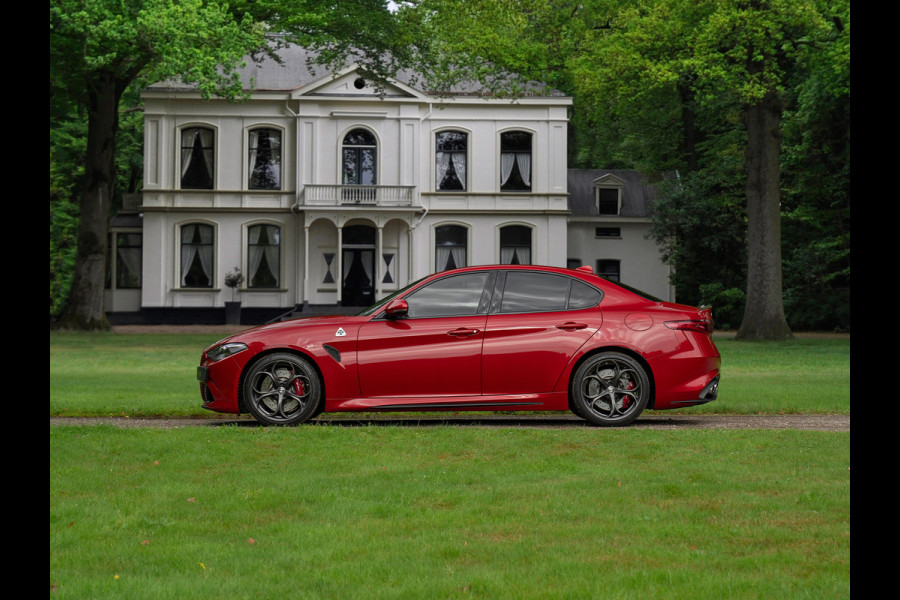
[405,0,848,338]
[50,0,266,329]
[50,0,412,329]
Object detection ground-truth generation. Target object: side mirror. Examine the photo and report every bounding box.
[383,298,409,319]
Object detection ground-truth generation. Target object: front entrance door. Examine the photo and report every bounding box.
[342,225,376,307]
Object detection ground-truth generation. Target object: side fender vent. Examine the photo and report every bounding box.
[322,344,341,363]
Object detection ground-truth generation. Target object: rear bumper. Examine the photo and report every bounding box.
[669,376,719,407]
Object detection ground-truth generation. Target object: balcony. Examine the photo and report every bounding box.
[301,185,416,207]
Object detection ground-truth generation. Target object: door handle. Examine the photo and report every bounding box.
[556,322,588,331]
[447,327,480,337]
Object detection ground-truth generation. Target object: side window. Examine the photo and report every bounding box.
[180,223,214,288]
[500,131,532,191]
[405,272,489,318]
[436,130,467,191]
[499,272,601,313]
[248,224,280,288]
[249,128,282,190]
[435,224,467,272]
[500,225,532,265]
[596,259,621,282]
[568,279,602,309]
[181,127,214,189]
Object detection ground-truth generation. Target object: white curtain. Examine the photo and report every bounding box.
[435,152,451,188]
[436,246,466,271]
[500,153,531,187]
[453,153,466,187]
[501,247,531,265]
[117,246,141,283]
[500,153,516,186]
[180,224,212,286]
[199,128,214,177]
[248,130,258,180]
[361,250,373,284]
[517,153,531,186]
[181,128,214,181]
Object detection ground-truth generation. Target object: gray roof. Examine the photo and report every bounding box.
[567,169,658,218]
[148,40,566,98]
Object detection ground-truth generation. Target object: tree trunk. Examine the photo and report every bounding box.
[736,94,792,340]
[53,73,123,330]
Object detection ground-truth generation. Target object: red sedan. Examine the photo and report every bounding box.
[197,265,720,426]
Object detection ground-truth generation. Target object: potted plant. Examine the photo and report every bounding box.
[224,267,244,324]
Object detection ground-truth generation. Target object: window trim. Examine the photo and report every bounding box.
[178,124,217,190]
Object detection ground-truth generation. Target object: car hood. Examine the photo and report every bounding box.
[205,315,371,351]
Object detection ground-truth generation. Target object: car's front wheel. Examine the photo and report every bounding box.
[242,353,321,425]
[571,352,649,426]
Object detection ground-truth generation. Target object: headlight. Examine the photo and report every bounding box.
[206,342,248,362]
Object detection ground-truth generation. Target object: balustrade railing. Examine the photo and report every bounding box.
[302,185,415,206]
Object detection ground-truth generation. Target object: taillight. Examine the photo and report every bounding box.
[664,319,713,334]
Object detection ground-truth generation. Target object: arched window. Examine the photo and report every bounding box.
[500,225,532,265]
[342,129,377,186]
[500,131,532,191]
[180,223,214,287]
[435,130,467,191]
[180,127,214,189]
[249,128,282,190]
[435,225,467,272]
[248,224,280,288]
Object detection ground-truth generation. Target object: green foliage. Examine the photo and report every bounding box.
[409,0,849,332]
[699,284,745,331]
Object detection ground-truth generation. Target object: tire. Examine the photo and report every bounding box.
[570,352,649,427]
[242,353,322,425]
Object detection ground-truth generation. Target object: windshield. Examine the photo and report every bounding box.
[355,276,428,316]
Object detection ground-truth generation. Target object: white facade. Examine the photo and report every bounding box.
[131,58,571,320]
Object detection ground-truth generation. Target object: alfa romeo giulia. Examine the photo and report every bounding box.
[197,265,720,426]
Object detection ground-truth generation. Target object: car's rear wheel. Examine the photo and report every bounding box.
[571,352,649,426]
[243,353,321,425]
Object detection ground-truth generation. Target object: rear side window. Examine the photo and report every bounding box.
[499,272,602,313]
[569,280,602,309]
[405,272,490,318]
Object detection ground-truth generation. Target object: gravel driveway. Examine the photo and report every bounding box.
[50,414,849,431]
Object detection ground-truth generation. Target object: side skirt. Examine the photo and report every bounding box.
[325,392,569,413]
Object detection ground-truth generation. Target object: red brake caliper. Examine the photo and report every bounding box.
[621,378,634,409]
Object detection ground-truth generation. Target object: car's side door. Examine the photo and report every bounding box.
[357,271,494,398]
[481,271,603,395]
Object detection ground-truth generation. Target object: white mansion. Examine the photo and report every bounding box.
[105,44,672,324]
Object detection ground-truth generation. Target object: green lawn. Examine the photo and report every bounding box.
[51,425,849,599]
[50,332,850,598]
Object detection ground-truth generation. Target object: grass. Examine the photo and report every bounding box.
[49,331,850,417]
[51,425,849,599]
[50,331,850,598]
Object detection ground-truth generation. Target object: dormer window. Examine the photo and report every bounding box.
[597,187,620,215]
